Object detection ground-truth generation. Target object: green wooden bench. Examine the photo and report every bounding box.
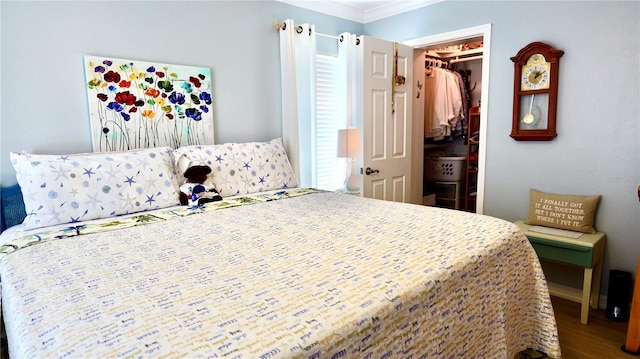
[514,220,606,325]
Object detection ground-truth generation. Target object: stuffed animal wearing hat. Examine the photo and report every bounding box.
[177,155,222,206]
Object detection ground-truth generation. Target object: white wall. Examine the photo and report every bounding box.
[364,1,640,296]
[0,0,362,185]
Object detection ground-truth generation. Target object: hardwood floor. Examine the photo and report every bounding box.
[551,296,635,359]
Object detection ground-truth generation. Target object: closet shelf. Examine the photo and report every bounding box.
[426,47,483,60]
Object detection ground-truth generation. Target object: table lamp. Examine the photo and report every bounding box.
[337,126,361,193]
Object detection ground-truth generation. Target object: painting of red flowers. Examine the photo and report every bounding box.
[84,56,214,152]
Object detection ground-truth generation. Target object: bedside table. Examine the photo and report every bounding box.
[514,220,606,324]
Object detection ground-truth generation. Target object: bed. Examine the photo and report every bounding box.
[0,139,561,358]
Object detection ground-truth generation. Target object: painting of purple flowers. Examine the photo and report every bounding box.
[84,56,214,152]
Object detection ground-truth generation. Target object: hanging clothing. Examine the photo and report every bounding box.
[424,67,463,140]
[453,70,470,131]
[456,69,471,128]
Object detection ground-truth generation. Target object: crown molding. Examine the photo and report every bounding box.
[363,1,442,23]
[276,0,441,24]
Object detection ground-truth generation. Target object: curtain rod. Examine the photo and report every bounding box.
[317,31,340,40]
[273,20,341,40]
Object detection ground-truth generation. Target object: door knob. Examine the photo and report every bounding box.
[364,167,379,175]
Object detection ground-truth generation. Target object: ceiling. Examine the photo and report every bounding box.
[277,0,442,23]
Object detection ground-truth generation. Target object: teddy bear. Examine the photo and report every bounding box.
[176,155,222,206]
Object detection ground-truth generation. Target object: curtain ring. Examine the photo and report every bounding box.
[356,38,360,45]
[309,28,312,36]
[282,23,286,31]
[296,25,303,34]
[339,35,344,42]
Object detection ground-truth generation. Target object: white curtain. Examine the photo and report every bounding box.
[337,33,359,190]
[279,19,317,188]
[338,33,358,128]
[279,20,359,189]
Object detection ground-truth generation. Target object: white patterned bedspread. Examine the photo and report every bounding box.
[0,189,561,358]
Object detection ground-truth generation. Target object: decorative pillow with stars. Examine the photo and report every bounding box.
[10,147,180,230]
[174,138,299,197]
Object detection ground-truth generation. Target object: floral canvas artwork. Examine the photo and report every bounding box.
[84,56,214,152]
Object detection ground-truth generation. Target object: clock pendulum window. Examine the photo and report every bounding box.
[510,42,564,141]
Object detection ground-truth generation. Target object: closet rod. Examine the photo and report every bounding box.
[449,55,483,64]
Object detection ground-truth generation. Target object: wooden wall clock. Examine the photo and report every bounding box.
[510,42,564,141]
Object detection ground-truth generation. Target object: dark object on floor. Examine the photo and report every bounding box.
[621,344,640,355]
[514,349,551,359]
[606,270,632,322]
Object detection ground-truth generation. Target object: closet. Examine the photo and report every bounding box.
[420,40,483,212]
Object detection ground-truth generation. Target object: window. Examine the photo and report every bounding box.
[315,54,346,191]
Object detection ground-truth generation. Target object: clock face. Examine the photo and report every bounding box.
[522,64,550,91]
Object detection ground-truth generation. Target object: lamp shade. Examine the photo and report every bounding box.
[337,127,361,158]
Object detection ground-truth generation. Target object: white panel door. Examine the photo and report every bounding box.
[357,36,412,203]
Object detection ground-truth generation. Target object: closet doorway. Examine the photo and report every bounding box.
[404,24,491,214]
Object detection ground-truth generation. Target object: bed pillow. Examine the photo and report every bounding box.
[174,138,299,197]
[10,147,180,230]
[524,189,601,233]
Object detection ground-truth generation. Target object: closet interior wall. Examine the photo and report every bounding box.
[421,43,483,212]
